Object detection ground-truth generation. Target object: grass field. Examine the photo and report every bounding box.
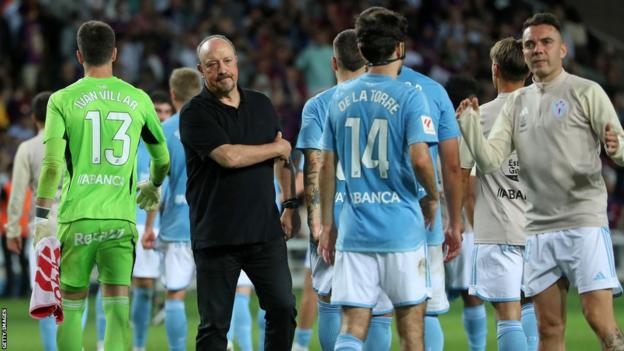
[1,289,623,350]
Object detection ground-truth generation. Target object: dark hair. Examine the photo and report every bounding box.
[490,37,529,82]
[76,21,116,66]
[333,29,365,72]
[523,12,562,33]
[150,90,171,105]
[31,91,52,124]
[445,75,479,109]
[355,7,407,65]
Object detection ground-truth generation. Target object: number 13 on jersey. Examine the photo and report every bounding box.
[85,111,132,166]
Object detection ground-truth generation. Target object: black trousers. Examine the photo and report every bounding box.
[193,237,297,350]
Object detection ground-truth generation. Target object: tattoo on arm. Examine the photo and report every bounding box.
[304,149,322,227]
[603,329,624,351]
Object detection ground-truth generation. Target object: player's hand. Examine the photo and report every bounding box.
[318,224,337,265]
[443,225,462,263]
[455,97,480,120]
[309,220,322,244]
[33,217,53,247]
[141,227,157,250]
[7,237,23,254]
[419,194,439,230]
[274,132,292,163]
[605,123,620,156]
[281,208,300,240]
[137,180,160,211]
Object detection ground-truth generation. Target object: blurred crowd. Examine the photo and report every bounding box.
[1,0,624,294]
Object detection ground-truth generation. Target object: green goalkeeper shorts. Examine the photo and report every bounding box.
[57,219,138,291]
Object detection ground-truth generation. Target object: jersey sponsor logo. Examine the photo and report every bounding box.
[503,156,520,182]
[334,191,347,203]
[77,173,125,186]
[74,229,126,246]
[496,188,526,200]
[421,115,436,135]
[552,99,569,119]
[348,191,401,204]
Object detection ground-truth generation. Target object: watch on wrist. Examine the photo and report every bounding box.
[281,198,299,209]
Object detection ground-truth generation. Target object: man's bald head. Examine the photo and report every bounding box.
[196,35,236,61]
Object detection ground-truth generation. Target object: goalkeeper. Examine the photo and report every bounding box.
[35,20,169,351]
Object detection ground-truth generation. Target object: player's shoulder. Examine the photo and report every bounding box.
[242,88,273,105]
[304,86,336,112]
[114,78,151,101]
[19,133,43,150]
[564,72,604,96]
[162,113,179,132]
[479,97,502,113]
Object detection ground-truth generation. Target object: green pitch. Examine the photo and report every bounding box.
[1,289,623,350]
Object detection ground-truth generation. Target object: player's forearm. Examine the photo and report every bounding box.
[410,143,438,200]
[303,149,322,230]
[458,109,509,173]
[37,138,65,200]
[461,168,475,228]
[144,210,157,230]
[212,143,283,169]
[319,151,336,228]
[274,158,297,200]
[145,142,170,186]
[440,140,463,228]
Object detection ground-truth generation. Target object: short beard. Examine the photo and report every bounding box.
[210,80,235,97]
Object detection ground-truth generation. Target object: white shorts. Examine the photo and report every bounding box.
[237,270,253,288]
[331,246,429,308]
[158,241,195,291]
[132,225,161,278]
[469,244,524,302]
[309,242,334,297]
[445,231,474,292]
[310,242,393,315]
[523,227,623,297]
[426,245,450,314]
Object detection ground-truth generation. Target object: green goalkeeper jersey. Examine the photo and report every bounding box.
[44,76,167,224]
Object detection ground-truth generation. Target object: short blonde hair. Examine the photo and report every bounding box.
[169,68,202,104]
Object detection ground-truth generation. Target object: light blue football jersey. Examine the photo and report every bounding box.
[398,66,460,245]
[321,73,437,252]
[158,113,190,241]
[136,140,161,229]
[296,86,346,227]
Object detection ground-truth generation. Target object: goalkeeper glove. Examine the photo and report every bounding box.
[33,207,53,247]
[137,180,160,211]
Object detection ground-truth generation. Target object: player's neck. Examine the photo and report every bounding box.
[173,101,184,112]
[533,66,563,83]
[497,79,525,94]
[336,67,366,84]
[83,64,114,79]
[367,61,401,79]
